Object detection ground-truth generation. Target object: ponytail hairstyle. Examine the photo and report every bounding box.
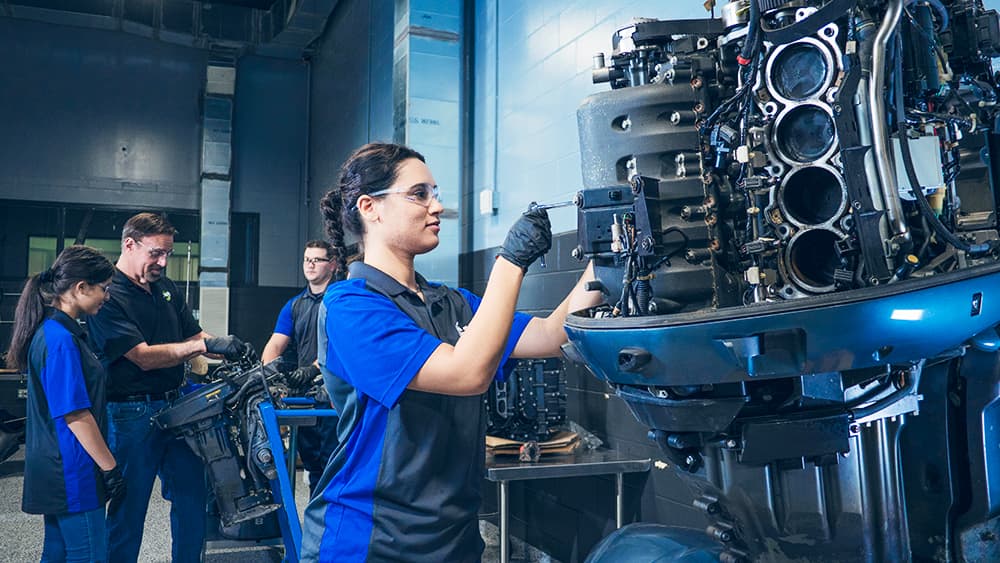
[6,245,115,371]
[320,142,426,277]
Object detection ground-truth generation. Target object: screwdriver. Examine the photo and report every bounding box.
[528,199,578,268]
[529,199,576,212]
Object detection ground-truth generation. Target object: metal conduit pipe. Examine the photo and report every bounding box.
[868,0,910,242]
[855,78,883,209]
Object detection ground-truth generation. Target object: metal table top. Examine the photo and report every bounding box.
[485,448,651,481]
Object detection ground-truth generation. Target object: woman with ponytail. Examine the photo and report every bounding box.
[7,245,125,562]
[301,143,602,562]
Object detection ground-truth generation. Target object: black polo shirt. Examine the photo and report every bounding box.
[87,268,202,398]
[23,310,108,514]
[301,262,532,562]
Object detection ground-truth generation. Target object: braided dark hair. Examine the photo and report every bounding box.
[320,142,426,276]
[6,245,115,371]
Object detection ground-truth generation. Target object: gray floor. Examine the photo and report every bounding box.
[0,449,303,562]
[0,449,558,562]
[480,520,561,563]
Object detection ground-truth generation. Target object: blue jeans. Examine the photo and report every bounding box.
[41,507,106,563]
[106,400,207,562]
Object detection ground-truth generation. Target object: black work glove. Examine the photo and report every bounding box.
[288,364,321,389]
[497,207,552,272]
[102,465,127,508]
[306,382,330,405]
[204,335,249,361]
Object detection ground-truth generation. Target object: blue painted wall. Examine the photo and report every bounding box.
[307,0,395,243]
[0,18,206,210]
[232,55,309,287]
[399,0,464,286]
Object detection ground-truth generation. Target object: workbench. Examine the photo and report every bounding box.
[484,448,651,563]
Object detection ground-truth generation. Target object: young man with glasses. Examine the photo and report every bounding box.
[87,212,248,562]
[261,240,341,493]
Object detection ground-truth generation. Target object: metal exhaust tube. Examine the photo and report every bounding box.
[868,0,909,243]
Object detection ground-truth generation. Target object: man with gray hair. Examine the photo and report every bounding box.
[88,212,247,561]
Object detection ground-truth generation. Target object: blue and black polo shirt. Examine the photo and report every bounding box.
[301,262,531,562]
[273,287,324,369]
[22,309,109,515]
[87,268,202,398]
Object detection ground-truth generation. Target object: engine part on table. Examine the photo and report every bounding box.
[518,441,541,463]
[153,355,283,528]
[569,1,1000,561]
[485,358,566,442]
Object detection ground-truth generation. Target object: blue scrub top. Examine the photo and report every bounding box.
[22,309,108,515]
[301,262,531,562]
[272,287,324,369]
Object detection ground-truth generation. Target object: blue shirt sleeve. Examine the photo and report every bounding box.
[273,297,295,336]
[324,286,442,409]
[42,331,92,419]
[455,288,532,380]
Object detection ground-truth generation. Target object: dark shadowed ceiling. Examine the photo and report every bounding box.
[204,0,280,8]
[0,0,339,57]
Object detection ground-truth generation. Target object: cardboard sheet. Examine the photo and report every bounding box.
[485,430,580,456]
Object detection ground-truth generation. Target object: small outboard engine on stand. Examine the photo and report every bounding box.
[153,353,284,530]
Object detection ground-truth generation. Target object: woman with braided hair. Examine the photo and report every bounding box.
[7,245,125,562]
[301,142,602,562]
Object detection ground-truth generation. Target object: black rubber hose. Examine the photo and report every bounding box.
[225,377,260,408]
[634,277,652,315]
[844,378,896,409]
[738,0,760,65]
[850,361,923,421]
[892,33,994,256]
[211,364,241,393]
[905,0,948,31]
